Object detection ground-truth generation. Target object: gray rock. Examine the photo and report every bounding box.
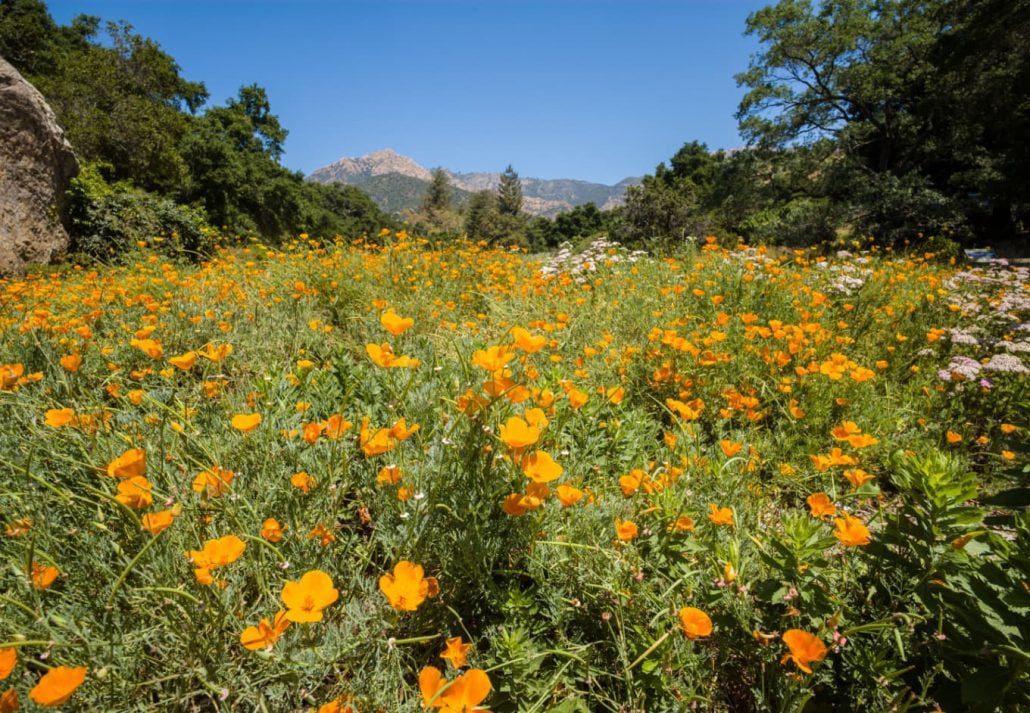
[0,55,79,276]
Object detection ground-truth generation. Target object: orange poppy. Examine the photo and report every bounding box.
[261,518,287,542]
[707,504,734,526]
[281,570,339,623]
[419,666,491,712]
[240,610,290,650]
[833,514,871,546]
[805,492,837,520]
[440,636,472,669]
[379,561,439,612]
[678,607,713,639]
[106,448,146,479]
[231,413,262,432]
[781,629,827,674]
[28,665,87,707]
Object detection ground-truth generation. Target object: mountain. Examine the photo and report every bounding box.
[307,149,640,218]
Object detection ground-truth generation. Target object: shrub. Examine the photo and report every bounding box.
[66,163,216,262]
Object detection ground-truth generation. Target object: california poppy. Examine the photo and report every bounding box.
[419,666,491,712]
[379,561,439,612]
[521,450,562,483]
[231,413,262,432]
[240,610,290,650]
[29,665,87,707]
[440,636,472,669]
[833,514,871,546]
[781,629,827,674]
[281,570,339,622]
[107,448,146,479]
[806,492,837,519]
[678,607,713,639]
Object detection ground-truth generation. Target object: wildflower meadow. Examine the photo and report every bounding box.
[0,234,1026,711]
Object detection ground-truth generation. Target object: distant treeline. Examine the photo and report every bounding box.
[2,0,1028,258]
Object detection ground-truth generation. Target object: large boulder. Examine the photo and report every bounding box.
[0,55,78,276]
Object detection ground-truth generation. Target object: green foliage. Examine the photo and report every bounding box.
[497,165,524,217]
[736,0,1030,243]
[0,1,389,248]
[464,190,526,246]
[65,163,214,261]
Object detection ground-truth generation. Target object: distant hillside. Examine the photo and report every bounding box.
[307,149,640,218]
[354,173,472,215]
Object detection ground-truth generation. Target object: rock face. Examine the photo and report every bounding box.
[0,55,78,276]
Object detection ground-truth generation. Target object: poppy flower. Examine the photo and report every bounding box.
[555,484,584,507]
[115,476,153,509]
[0,688,15,712]
[707,504,734,526]
[45,408,77,428]
[107,448,146,479]
[192,466,235,497]
[379,561,439,612]
[29,665,87,707]
[168,352,198,371]
[240,610,290,650]
[833,514,871,546]
[131,338,164,359]
[678,607,713,639]
[440,636,472,669]
[843,468,874,489]
[186,535,246,570]
[390,418,420,440]
[308,523,336,546]
[511,326,546,353]
[521,450,562,483]
[615,519,639,541]
[231,413,262,433]
[360,418,396,457]
[381,309,414,336]
[781,629,827,674]
[806,492,837,519]
[471,345,513,373]
[498,416,539,451]
[198,342,233,362]
[141,508,178,535]
[0,649,15,680]
[619,470,643,497]
[281,570,339,623]
[567,388,589,409]
[719,440,743,458]
[672,515,695,532]
[261,518,287,542]
[419,666,491,712]
[30,562,59,590]
[946,431,963,444]
[322,414,353,439]
[502,493,528,516]
[290,471,316,493]
[60,353,82,372]
[303,421,324,444]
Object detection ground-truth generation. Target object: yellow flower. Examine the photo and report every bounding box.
[281,570,339,623]
[379,561,439,612]
[231,413,262,432]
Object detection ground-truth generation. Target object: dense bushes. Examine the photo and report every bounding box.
[66,164,215,261]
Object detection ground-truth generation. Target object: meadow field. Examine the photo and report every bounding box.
[0,235,1026,711]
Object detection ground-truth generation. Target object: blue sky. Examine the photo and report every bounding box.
[47,0,767,184]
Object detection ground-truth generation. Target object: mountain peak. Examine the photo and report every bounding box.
[307,149,640,218]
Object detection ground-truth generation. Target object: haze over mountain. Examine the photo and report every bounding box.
[308,149,640,218]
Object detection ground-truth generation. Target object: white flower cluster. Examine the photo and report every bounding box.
[539,239,647,278]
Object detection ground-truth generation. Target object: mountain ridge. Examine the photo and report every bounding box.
[307,149,640,218]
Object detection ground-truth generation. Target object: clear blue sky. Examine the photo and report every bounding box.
[47,0,767,184]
